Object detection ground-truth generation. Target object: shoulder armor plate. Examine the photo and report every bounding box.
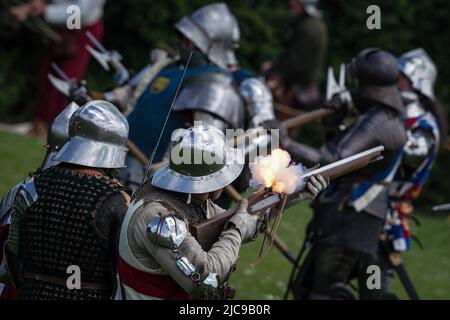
[239,78,275,127]
[173,72,244,129]
[147,215,187,249]
[0,183,21,222]
[15,177,38,214]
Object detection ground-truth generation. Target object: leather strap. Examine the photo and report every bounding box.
[76,168,104,176]
[23,272,109,290]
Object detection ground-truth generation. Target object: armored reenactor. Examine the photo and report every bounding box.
[264,0,327,113]
[0,102,79,300]
[106,3,242,190]
[376,49,447,299]
[173,2,277,197]
[5,100,130,300]
[110,2,275,191]
[115,125,327,300]
[269,48,408,299]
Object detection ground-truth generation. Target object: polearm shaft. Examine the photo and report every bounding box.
[3,0,61,42]
[275,103,304,117]
[233,107,335,147]
[283,108,335,129]
[26,17,62,42]
[126,140,150,168]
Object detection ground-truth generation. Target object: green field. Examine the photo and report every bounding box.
[0,130,448,299]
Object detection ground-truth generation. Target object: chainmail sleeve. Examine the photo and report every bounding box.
[95,191,130,265]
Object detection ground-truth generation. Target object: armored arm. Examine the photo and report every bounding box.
[0,183,21,283]
[95,190,130,248]
[0,183,21,224]
[133,202,250,297]
[320,108,404,164]
[262,119,321,166]
[239,78,275,128]
[2,178,38,285]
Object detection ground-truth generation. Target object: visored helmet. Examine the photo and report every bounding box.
[55,100,129,168]
[175,2,239,69]
[397,48,437,100]
[152,124,244,194]
[41,102,79,170]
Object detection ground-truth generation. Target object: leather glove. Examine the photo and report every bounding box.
[301,174,329,200]
[255,208,271,236]
[225,199,258,243]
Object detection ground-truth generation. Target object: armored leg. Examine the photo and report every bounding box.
[294,244,357,300]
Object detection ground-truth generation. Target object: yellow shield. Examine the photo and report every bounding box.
[151,76,170,93]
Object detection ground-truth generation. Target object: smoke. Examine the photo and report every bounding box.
[250,149,306,194]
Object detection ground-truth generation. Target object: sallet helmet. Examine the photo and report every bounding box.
[41,102,80,170]
[175,2,239,69]
[54,100,129,168]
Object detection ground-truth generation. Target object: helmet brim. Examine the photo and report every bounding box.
[55,136,128,168]
[358,84,404,113]
[152,147,244,194]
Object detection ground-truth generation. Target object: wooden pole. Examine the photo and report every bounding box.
[282,108,335,129]
[232,107,335,148]
[126,140,149,168]
[274,103,304,117]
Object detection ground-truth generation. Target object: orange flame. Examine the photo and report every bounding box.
[250,149,304,194]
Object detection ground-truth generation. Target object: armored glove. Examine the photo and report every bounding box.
[225,199,258,243]
[301,174,329,199]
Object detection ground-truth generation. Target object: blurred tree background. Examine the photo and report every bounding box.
[0,0,449,206]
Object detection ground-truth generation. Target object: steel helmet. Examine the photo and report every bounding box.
[41,102,80,170]
[175,2,239,69]
[397,48,437,100]
[152,124,244,194]
[55,100,129,168]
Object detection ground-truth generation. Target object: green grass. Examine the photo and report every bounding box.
[0,131,45,195]
[0,130,449,299]
[231,204,450,300]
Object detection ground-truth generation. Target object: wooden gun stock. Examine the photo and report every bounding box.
[190,146,385,250]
